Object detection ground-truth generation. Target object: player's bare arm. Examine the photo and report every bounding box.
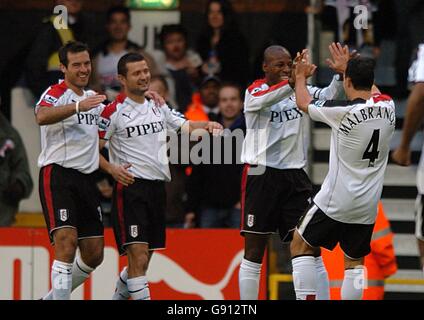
[294,57,317,113]
[36,94,106,125]
[182,120,224,135]
[392,82,424,166]
[99,139,135,186]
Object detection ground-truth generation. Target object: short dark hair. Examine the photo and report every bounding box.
[117,52,145,76]
[106,6,130,23]
[159,24,188,48]
[345,57,375,91]
[59,41,90,67]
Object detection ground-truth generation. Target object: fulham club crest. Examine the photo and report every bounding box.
[247,214,255,227]
[130,225,139,238]
[59,209,68,222]
[152,106,161,117]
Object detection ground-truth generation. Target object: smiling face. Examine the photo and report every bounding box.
[219,86,242,120]
[263,51,293,86]
[60,50,91,89]
[119,60,151,96]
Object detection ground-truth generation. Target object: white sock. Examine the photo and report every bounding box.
[127,276,150,300]
[315,256,330,300]
[341,268,365,300]
[51,260,73,300]
[43,256,94,300]
[239,258,262,300]
[292,256,317,300]
[112,267,130,300]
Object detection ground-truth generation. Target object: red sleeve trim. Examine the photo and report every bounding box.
[248,79,289,97]
[37,81,68,108]
[372,93,392,103]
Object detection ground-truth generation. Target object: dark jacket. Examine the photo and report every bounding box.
[197,30,249,87]
[185,114,246,214]
[0,113,33,226]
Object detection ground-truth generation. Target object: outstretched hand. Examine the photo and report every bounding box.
[326,42,359,74]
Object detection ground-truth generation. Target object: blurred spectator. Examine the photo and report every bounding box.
[185,83,246,228]
[25,0,90,98]
[394,0,424,97]
[150,76,189,228]
[322,0,377,53]
[185,75,221,122]
[0,110,33,226]
[196,0,249,87]
[153,24,203,113]
[91,5,159,101]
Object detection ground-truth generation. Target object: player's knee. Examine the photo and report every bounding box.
[290,231,312,257]
[54,235,78,260]
[244,247,265,264]
[127,248,149,273]
[81,248,104,269]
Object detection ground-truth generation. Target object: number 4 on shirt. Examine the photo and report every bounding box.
[362,129,380,167]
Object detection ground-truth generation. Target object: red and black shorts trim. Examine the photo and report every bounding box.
[240,165,313,242]
[39,164,104,243]
[297,203,374,259]
[112,178,166,256]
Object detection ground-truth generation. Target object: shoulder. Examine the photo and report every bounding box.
[247,79,268,94]
[37,81,68,107]
[100,93,126,120]
[371,93,393,103]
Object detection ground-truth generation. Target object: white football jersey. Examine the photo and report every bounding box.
[308,94,396,224]
[408,43,424,194]
[36,80,104,174]
[99,94,187,181]
[241,75,343,169]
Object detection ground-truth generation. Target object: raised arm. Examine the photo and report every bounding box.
[391,82,424,166]
[36,94,106,125]
[295,57,317,113]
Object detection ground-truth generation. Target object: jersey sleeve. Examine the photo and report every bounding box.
[308,100,351,129]
[308,74,345,101]
[35,83,67,113]
[98,101,118,140]
[244,79,293,112]
[163,104,187,132]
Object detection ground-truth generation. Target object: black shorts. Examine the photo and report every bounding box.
[415,194,424,240]
[297,203,374,259]
[240,165,313,242]
[39,164,103,243]
[112,178,166,255]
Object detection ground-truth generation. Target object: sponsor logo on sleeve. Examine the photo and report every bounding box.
[44,95,58,104]
[98,117,110,130]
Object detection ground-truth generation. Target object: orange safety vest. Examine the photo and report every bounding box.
[321,201,398,300]
[184,93,209,121]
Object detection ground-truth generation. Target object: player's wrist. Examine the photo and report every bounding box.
[75,101,81,114]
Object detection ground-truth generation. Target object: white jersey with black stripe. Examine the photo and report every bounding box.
[408,43,424,194]
[308,94,396,224]
[241,75,344,169]
[99,94,187,181]
[36,80,104,174]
